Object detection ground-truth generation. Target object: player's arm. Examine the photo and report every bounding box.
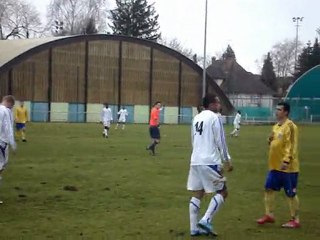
[4,112,16,151]
[281,125,293,170]
[213,118,233,171]
[0,109,4,133]
[191,121,195,148]
[14,108,18,122]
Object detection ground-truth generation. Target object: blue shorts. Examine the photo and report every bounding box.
[149,126,160,139]
[16,123,26,130]
[265,170,298,197]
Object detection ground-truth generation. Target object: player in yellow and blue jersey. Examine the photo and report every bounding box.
[257,102,300,228]
[14,101,28,142]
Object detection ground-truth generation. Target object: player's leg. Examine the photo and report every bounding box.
[282,172,300,228]
[257,170,281,224]
[235,127,240,137]
[122,121,126,130]
[115,122,119,129]
[21,124,26,142]
[0,142,9,204]
[103,122,110,138]
[146,127,160,155]
[187,166,207,236]
[15,124,21,140]
[198,165,226,236]
[230,125,237,136]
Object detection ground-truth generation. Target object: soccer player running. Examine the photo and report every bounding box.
[146,101,162,156]
[14,101,28,142]
[257,102,300,228]
[187,94,233,236]
[101,103,113,138]
[115,107,128,130]
[0,95,17,204]
[230,110,241,137]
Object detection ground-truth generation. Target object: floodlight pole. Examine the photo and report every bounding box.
[202,0,208,98]
[292,17,303,72]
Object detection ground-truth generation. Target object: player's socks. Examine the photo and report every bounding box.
[264,191,275,217]
[201,193,224,223]
[287,195,300,223]
[22,131,26,141]
[189,197,201,234]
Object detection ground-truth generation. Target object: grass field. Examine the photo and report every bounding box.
[0,123,319,239]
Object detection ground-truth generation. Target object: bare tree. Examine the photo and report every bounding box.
[159,37,194,59]
[270,39,302,77]
[47,0,108,36]
[0,0,41,39]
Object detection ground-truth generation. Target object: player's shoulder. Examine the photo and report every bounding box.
[195,110,216,121]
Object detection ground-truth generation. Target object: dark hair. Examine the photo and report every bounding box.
[104,103,109,108]
[237,110,241,114]
[277,102,290,115]
[197,104,203,113]
[202,94,218,108]
[154,101,161,106]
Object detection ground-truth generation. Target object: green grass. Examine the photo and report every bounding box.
[1,123,319,239]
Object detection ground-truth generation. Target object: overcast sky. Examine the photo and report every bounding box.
[35,0,320,74]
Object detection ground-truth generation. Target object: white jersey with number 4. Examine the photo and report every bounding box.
[118,109,128,122]
[190,110,229,166]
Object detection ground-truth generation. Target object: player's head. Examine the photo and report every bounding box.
[237,110,241,115]
[276,102,290,120]
[104,103,109,108]
[154,101,162,109]
[2,95,15,109]
[122,106,125,109]
[20,101,24,107]
[202,94,220,112]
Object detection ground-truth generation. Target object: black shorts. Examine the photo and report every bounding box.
[149,126,160,139]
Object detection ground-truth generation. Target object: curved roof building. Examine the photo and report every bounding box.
[285,65,320,121]
[0,35,233,122]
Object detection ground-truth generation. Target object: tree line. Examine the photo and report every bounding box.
[1,0,319,92]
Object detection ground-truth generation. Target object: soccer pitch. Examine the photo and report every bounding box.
[1,123,319,239]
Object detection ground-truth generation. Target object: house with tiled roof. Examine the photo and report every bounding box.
[206,52,275,111]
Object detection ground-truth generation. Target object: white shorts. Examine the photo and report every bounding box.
[118,118,126,123]
[187,165,226,193]
[103,121,111,128]
[0,141,9,171]
[234,124,240,130]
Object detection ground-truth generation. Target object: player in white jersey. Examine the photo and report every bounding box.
[187,94,233,236]
[230,110,241,137]
[101,103,113,138]
[0,95,17,204]
[115,107,128,130]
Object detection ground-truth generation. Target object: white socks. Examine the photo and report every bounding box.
[201,194,224,223]
[189,197,201,232]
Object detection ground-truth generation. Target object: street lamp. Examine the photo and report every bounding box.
[292,17,303,72]
[202,0,208,98]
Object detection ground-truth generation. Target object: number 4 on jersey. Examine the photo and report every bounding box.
[195,121,204,135]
